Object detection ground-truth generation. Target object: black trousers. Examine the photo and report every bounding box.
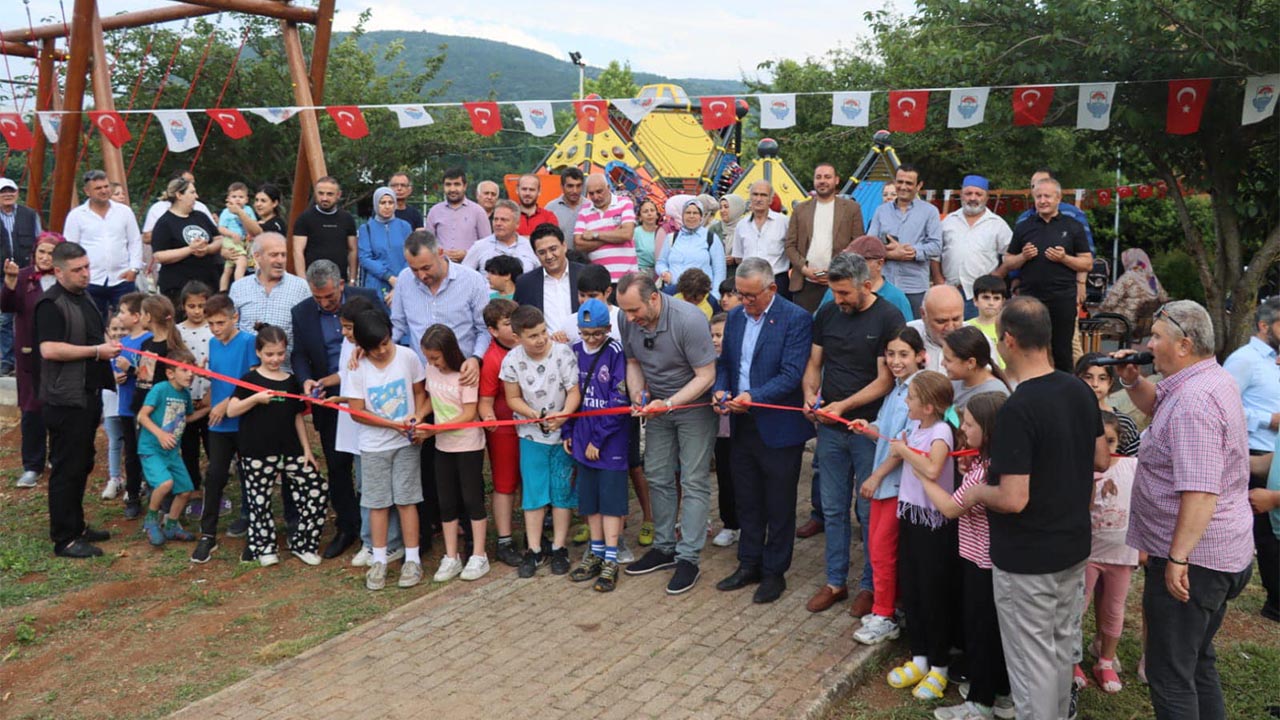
[20,408,47,472]
[417,433,440,542]
[731,415,803,578]
[714,436,738,530]
[899,518,959,667]
[963,559,1009,707]
[1144,558,1251,720]
[179,415,209,491]
[312,405,359,535]
[774,272,792,301]
[1038,294,1078,372]
[44,397,102,550]
[199,431,241,537]
[435,449,486,523]
[120,417,144,502]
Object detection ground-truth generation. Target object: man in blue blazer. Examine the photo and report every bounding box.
[712,257,815,603]
[292,259,385,559]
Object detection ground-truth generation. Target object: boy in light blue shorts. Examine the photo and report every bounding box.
[137,349,208,546]
[500,305,581,579]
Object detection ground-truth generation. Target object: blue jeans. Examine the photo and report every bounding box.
[355,456,402,552]
[963,295,978,320]
[816,423,875,591]
[0,311,13,371]
[104,415,126,479]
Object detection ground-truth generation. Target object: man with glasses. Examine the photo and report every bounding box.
[712,257,814,604]
[731,180,791,299]
[617,271,718,595]
[62,170,143,321]
[388,172,424,229]
[514,223,584,343]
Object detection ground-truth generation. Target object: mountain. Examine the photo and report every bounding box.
[342,31,747,102]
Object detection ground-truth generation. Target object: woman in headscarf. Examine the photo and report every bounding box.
[357,186,413,304]
[1098,248,1169,330]
[710,194,747,264]
[1,231,64,488]
[655,199,727,301]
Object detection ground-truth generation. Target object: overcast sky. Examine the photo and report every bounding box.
[7,0,912,104]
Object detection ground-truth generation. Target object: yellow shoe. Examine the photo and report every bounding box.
[887,660,926,689]
[572,524,590,544]
[638,521,655,547]
[912,670,948,700]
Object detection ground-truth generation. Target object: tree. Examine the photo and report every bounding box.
[583,60,639,100]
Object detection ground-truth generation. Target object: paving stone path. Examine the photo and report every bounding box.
[171,451,882,719]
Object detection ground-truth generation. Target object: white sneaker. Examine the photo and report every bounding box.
[291,550,322,566]
[460,554,490,581]
[992,695,1015,720]
[432,554,463,582]
[258,553,280,567]
[712,527,740,547]
[366,561,387,590]
[16,471,38,488]
[101,477,121,500]
[933,701,993,720]
[351,546,372,567]
[397,561,423,588]
[616,537,635,564]
[852,614,901,645]
[386,547,406,564]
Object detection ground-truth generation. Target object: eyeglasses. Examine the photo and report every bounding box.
[1154,303,1187,337]
[737,286,773,303]
[579,329,608,339]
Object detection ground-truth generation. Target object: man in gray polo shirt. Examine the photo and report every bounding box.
[617,272,718,595]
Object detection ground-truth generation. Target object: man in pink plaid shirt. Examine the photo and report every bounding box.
[1115,299,1253,720]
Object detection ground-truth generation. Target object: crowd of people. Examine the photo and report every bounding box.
[1,161,1276,720]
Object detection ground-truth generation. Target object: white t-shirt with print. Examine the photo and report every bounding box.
[498,343,578,443]
[347,345,425,453]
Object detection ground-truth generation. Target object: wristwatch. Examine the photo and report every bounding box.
[663,398,673,410]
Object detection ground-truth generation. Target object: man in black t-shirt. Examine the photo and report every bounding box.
[1003,178,1093,372]
[291,176,358,281]
[34,242,121,558]
[962,296,1109,720]
[801,252,903,615]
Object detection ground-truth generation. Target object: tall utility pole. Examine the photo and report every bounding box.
[569,51,585,98]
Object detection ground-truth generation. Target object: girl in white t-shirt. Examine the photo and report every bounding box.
[177,281,215,517]
[419,324,488,584]
[101,312,128,500]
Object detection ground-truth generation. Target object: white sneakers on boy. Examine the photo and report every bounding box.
[102,477,121,500]
[852,614,901,645]
[712,528,740,547]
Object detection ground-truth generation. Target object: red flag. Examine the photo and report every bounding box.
[88,110,131,148]
[573,99,609,133]
[1095,188,1112,207]
[0,113,34,151]
[1155,180,1168,198]
[206,108,252,140]
[1012,86,1054,126]
[700,96,737,130]
[1116,185,1133,199]
[1137,184,1153,199]
[326,106,369,140]
[463,101,502,137]
[1166,79,1211,134]
[888,90,929,133]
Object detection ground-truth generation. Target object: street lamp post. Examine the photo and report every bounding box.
[569,51,585,99]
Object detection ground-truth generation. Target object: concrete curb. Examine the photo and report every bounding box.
[797,640,894,720]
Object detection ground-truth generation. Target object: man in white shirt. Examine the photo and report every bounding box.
[731,180,791,299]
[934,175,1011,319]
[462,200,538,273]
[62,170,143,320]
[906,285,998,373]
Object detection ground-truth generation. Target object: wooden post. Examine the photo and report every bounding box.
[48,0,96,232]
[285,0,334,268]
[26,38,56,212]
[89,5,126,196]
[2,5,217,43]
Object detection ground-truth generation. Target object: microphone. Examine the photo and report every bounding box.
[1093,352,1154,367]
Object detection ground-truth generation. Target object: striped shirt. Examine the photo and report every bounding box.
[228,273,311,370]
[390,260,491,364]
[574,193,638,281]
[1126,358,1254,573]
[952,460,992,569]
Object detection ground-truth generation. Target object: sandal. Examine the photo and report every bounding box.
[912,670,948,700]
[1093,659,1122,694]
[887,660,926,689]
[1089,637,1123,672]
[1073,663,1088,689]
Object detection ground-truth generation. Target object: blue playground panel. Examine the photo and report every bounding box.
[848,180,885,232]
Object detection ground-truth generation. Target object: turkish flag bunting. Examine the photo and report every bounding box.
[1096,188,1112,207]
[463,101,502,137]
[206,108,252,139]
[573,99,609,133]
[326,106,369,140]
[700,96,737,131]
[888,90,929,133]
[1166,79,1211,135]
[0,113,34,151]
[1137,184,1153,199]
[1116,185,1133,199]
[88,110,131,148]
[1012,86,1055,126]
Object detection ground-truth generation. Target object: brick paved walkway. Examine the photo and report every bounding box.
[171,452,881,720]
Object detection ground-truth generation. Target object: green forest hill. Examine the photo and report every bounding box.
[343,30,746,101]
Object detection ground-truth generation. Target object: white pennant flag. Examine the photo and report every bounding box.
[36,112,61,143]
[153,110,199,153]
[1076,83,1116,131]
[245,107,298,125]
[514,101,556,137]
[831,91,871,127]
[947,87,989,128]
[758,93,796,129]
[390,104,434,128]
[1242,75,1279,126]
[612,96,660,125]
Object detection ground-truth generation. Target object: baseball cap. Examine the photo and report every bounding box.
[0,178,17,192]
[577,298,611,328]
[847,234,886,260]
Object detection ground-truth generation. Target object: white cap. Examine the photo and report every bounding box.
[0,178,17,192]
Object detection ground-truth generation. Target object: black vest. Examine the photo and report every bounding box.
[1,205,40,267]
[36,286,110,408]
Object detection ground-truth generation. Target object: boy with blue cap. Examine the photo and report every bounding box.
[563,298,631,592]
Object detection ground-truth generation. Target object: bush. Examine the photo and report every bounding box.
[1153,249,1204,305]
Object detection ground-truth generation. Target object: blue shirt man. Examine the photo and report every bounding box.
[1223,300,1280,452]
[867,166,941,316]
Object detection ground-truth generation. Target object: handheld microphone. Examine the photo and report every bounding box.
[1093,352,1154,367]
